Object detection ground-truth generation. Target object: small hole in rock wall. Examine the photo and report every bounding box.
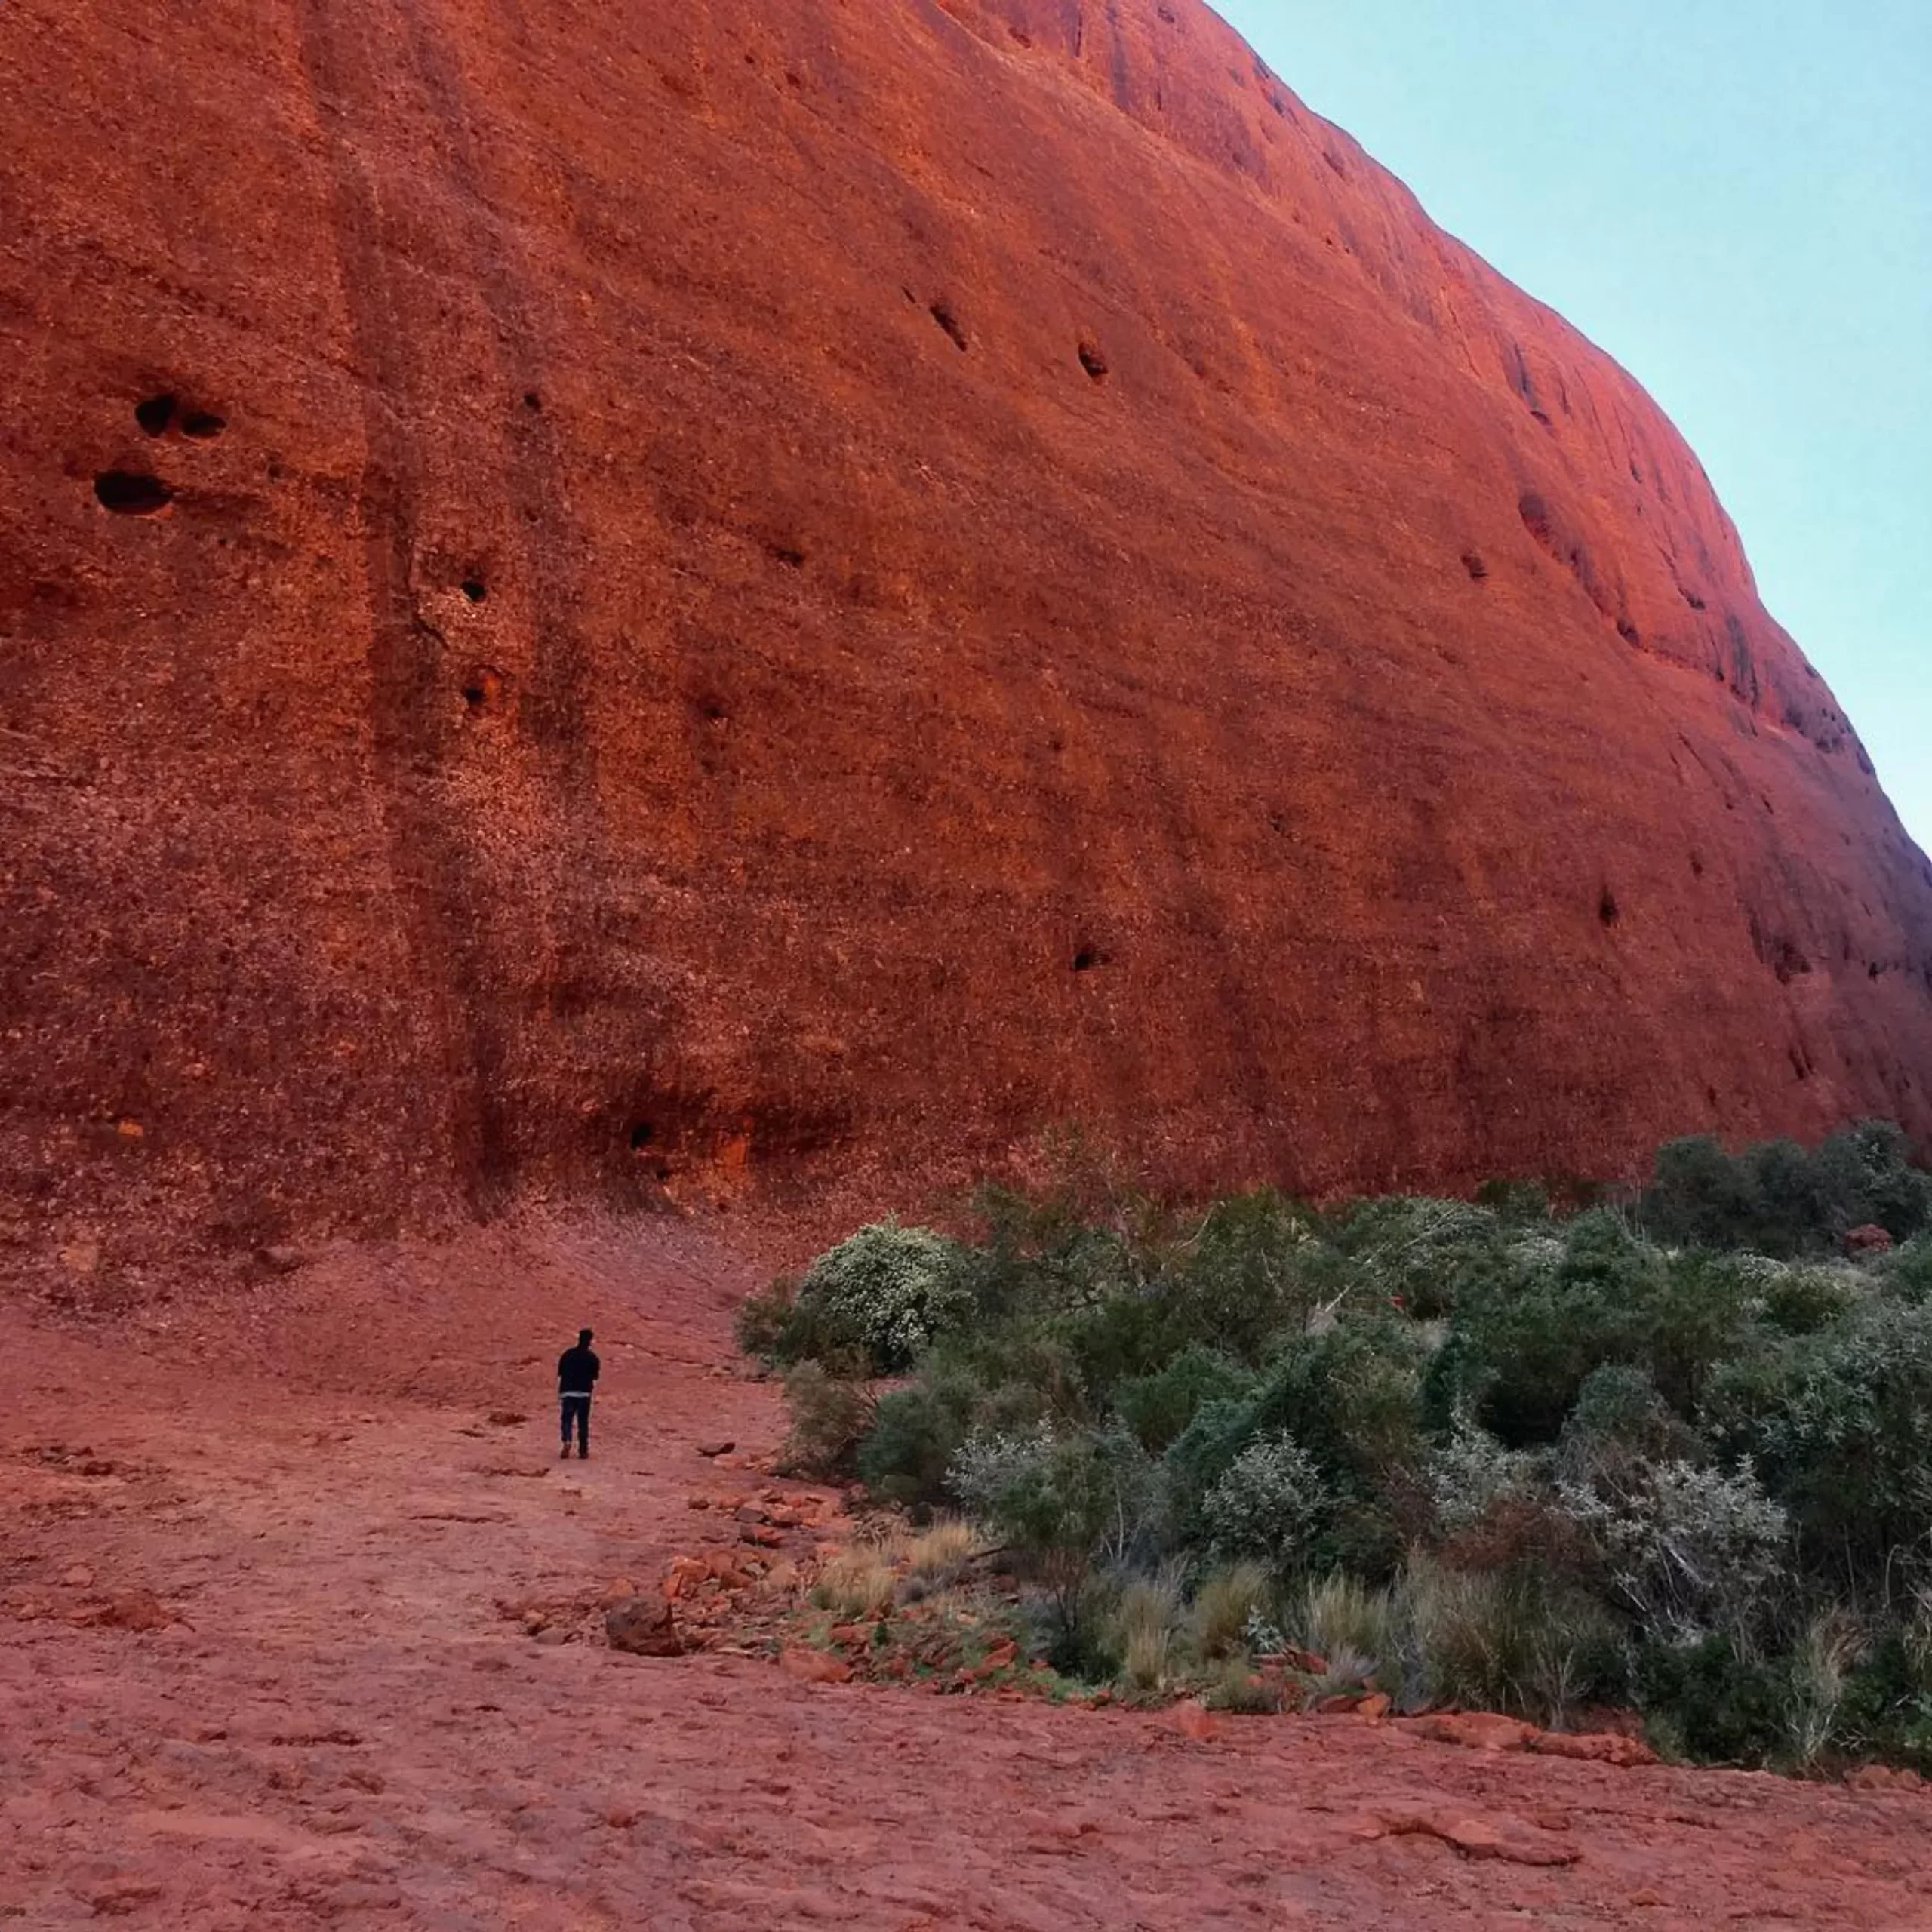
[94,471,173,515]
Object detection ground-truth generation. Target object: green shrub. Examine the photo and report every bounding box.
[1473,1177,1553,1225]
[1816,1119,1932,1244]
[1204,1658,1285,1713]
[1401,1558,1623,1725]
[1166,1318,1426,1581]
[777,1362,875,1478]
[1704,1298,1932,1591]
[1447,1215,1758,1443]
[1250,1319,1427,1502]
[951,1423,1162,1620]
[1201,1432,1327,1575]
[1640,1135,1764,1251]
[1638,1251,1768,1412]
[1833,1620,1932,1770]
[1448,1217,1651,1444]
[1169,1189,1330,1355]
[1555,1457,1789,1643]
[857,1357,989,1509]
[1115,1346,1256,1454]
[1052,1290,1186,1407]
[1164,1395,1268,1543]
[1405,1561,1540,1714]
[789,1221,971,1373]
[1635,1633,1792,1766]
[1879,1234,1932,1306]
[736,1274,856,1369]
[1426,1413,1542,1534]
[782,1128,1932,1767]
[1638,1120,1932,1258]
[734,1275,800,1361]
[1759,1261,1859,1336]
[1334,1195,1503,1319]
[1557,1365,1700,1491]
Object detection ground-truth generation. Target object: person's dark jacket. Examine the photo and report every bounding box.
[557,1345,601,1398]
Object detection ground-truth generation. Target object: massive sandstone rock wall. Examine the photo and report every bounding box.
[4,0,1930,1284]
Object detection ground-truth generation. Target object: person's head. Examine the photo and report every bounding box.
[577,1327,593,1347]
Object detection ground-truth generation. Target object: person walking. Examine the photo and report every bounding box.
[557,1327,600,1460]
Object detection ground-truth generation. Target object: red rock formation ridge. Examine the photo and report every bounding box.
[3,0,1930,1284]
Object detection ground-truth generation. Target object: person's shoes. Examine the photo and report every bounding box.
[559,1444,571,1459]
[578,1449,589,1460]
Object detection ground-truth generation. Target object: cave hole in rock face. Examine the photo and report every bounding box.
[628,1121,655,1150]
[929,300,968,352]
[1077,339,1109,381]
[1598,888,1620,928]
[767,541,805,569]
[1460,549,1488,582]
[134,392,177,435]
[460,578,488,603]
[460,666,504,714]
[1870,961,1883,980]
[1071,945,1109,972]
[94,470,174,515]
[1617,617,1641,645]
[522,390,542,411]
[180,411,226,441]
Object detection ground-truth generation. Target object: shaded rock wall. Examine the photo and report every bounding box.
[3,0,1930,1284]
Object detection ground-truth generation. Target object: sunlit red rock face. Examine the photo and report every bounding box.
[4,0,1930,1282]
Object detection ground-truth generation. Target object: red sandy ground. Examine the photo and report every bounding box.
[5,1221,1930,1930]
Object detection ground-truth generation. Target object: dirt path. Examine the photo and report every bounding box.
[4,1219,1931,1930]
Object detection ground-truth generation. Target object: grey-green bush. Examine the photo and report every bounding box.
[790,1220,970,1373]
[1201,1432,1327,1574]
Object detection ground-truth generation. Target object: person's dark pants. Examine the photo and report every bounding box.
[560,1395,592,1456]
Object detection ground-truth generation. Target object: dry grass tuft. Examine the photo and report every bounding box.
[1192,1561,1270,1660]
[811,1548,898,1620]
[906,1518,978,1584]
[1111,1572,1183,1693]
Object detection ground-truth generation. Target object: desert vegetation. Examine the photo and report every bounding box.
[740,1121,1932,1771]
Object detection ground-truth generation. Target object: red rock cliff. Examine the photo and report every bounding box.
[4,0,1930,1282]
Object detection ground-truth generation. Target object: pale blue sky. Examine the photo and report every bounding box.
[1215,0,1930,853]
